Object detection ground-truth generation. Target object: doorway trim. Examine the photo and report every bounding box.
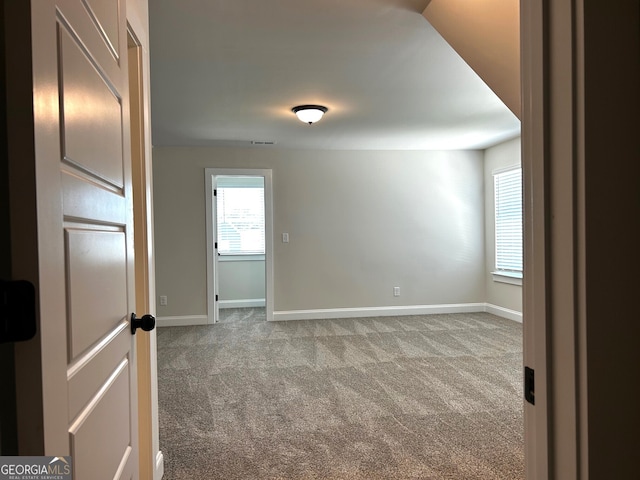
[205,168,274,323]
[127,24,164,480]
[520,1,550,477]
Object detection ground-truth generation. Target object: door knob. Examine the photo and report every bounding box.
[131,313,156,334]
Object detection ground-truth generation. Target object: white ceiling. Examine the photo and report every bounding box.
[149,0,520,150]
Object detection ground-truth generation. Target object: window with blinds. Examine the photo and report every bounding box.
[216,177,265,255]
[494,167,523,274]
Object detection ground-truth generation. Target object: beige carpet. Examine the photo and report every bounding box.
[157,309,524,479]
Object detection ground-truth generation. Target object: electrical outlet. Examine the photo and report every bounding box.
[282,233,289,243]
[160,295,167,306]
[393,287,400,297]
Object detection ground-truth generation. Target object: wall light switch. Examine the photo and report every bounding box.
[160,295,168,306]
[282,233,289,243]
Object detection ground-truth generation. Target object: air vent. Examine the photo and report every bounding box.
[250,140,277,145]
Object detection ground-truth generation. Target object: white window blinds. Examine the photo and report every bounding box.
[494,168,523,273]
[216,177,265,255]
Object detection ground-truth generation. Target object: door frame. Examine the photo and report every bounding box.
[205,168,274,323]
[521,0,640,477]
[520,1,550,477]
[127,23,163,480]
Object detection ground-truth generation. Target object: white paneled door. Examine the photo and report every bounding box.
[9,0,145,477]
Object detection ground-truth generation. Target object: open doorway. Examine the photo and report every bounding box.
[205,168,274,323]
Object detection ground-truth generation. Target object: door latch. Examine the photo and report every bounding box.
[524,366,535,405]
[1,280,37,343]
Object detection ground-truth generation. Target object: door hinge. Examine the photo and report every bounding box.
[524,366,535,405]
[1,280,37,343]
[215,294,219,302]
[214,189,217,196]
[215,242,217,249]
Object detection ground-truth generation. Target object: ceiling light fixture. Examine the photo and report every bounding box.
[292,105,328,124]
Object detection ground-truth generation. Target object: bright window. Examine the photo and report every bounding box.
[216,177,265,255]
[494,167,523,275]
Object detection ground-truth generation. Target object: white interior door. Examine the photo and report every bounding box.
[8,0,143,477]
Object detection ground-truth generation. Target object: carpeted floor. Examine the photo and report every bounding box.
[157,309,524,479]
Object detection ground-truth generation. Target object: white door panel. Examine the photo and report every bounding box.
[67,321,130,422]
[69,358,132,479]
[59,26,124,188]
[65,228,128,359]
[61,172,126,222]
[57,0,123,80]
[82,0,121,57]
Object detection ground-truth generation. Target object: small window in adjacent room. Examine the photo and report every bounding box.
[216,176,265,256]
[493,167,523,284]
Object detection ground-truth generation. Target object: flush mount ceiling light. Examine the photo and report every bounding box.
[292,105,328,124]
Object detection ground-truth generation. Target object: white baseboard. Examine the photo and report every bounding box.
[273,303,487,321]
[157,304,522,326]
[219,298,266,309]
[156,315,208,327]
[485,304,523,323]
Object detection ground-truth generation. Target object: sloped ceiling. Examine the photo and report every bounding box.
[423,0,521,118]
[149,0,520,150]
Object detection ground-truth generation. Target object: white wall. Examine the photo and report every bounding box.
[218,258,265,305]
[484,136,522,313]
[153,147,486,318]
